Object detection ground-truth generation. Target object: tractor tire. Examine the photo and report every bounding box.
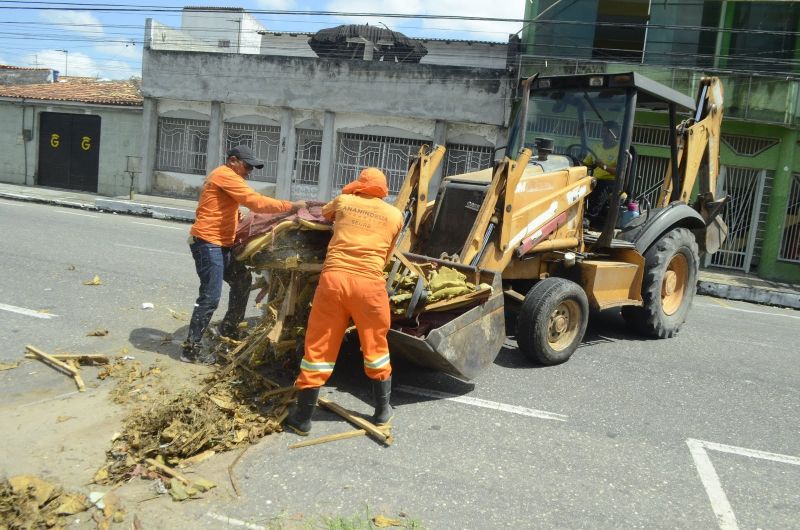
[622,227,699,338]
[517,277,589,366]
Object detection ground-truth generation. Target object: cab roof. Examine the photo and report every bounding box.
[531,72,696,113]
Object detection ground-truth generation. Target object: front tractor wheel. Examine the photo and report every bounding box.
[517,278,589,366]
[622,227,699,338]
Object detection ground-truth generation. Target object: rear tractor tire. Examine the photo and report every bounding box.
[517,278,589,366]
[622,227,699,338]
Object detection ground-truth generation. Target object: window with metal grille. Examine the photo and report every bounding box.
[779,173,800,263]
[629,154,669,208]
[632,125,670,146]
[709,166,768,272]
[443,144,493,176]
[334,133,425,195]
[293,129,322,185]
[224,123,280,183]
[156,118,209,175]
[721,134,780,157]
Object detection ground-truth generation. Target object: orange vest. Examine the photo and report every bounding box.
[190,165,292,247]
[322,194,403,279]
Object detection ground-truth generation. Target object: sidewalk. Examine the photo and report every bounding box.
[2,182,798,310]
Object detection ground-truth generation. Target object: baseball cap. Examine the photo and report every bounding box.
[227,145,264,169]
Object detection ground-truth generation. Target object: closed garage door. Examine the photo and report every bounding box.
[38,112,101,192]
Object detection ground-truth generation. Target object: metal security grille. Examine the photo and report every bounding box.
[779,173,800,263]
[293,129,322,185]
[443,144,493,176]
[224,123,280,183]
[709,166,766,272]
[156,118,209,175]
[629,154,669,208]
[334,133,425,195]
[721,134,779,157]
[632,125,670,146]
[530,116,579,137]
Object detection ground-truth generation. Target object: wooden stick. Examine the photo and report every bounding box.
[317,397,393,446]
[288,429,370,449]
[228,446,249,497]
[144,458,192,486]
[25,345,85,392]
[23,353,110,364]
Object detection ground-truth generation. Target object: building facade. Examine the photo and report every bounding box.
[0,79,143,197]
[139,10,516,203]
[522,0,800,282]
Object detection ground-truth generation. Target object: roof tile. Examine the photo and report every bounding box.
[0,81,142,106]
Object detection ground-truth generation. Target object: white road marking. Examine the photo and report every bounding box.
[0,302,58,319]
[687,438,800,530]
[114,243,185,256]
[396,384,568,421]
[54,210,99,218]
[695,302,800,320]
[206,512,266,530]
[132,221,185,231]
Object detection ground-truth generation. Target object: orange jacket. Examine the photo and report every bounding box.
[191,165,292,247]
[322,168,403,279]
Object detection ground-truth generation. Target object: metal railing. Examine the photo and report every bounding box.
[224,123,280,183]
[334,133,425,196]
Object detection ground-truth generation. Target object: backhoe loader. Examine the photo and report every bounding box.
[385,72,727,380]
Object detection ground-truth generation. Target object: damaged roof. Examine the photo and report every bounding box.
[0,80,142,106]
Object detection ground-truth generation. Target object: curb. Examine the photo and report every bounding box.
[697,280,800,310]
[0,191,98,212]
[95,198,195,223]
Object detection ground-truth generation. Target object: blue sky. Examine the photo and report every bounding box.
[0,1,526,80]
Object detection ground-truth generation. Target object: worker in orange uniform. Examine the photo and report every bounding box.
[284,167,403,435]
[183,145,306,364]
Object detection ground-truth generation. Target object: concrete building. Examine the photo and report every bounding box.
[522,0,800,283]
[0,65,57,86]
[0,79,143,196]
[139,9,516,202]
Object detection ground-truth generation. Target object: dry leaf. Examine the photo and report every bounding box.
[168,309,188,321]
[8,475,57,507]
[83,275,102,286]
[87,329,109,337]
[0,361,20,371]
[372,515,403,528]
[56,416,75,423]
[67,264,76,271]
[55,493,89,515]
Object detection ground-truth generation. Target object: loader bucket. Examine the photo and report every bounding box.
[387,256,505,381]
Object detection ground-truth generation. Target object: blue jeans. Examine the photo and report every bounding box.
[187,238,252,344]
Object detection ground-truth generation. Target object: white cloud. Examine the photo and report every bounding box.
[98,41,142,61]
[39,10,105,39]
[24,49,138,80]
[256,0,298,8]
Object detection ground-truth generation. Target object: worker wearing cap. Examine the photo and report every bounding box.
[284,167,403,435]
[183,145,306,364]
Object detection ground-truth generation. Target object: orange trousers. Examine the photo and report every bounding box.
[295,270,392,389]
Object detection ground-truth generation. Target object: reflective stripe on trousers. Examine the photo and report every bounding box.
[295,270,392,389]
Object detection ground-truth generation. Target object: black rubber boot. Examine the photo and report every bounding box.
[283,387,320,436]
[371,377,393,425]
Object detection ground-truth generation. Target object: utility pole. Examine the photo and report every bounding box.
[56,49,68,77]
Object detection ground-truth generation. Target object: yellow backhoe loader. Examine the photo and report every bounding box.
[385,72,727,380]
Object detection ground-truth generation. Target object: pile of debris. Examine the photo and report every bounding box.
[0,475,93,529]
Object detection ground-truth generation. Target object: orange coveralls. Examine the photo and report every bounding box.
[295,169,403,389]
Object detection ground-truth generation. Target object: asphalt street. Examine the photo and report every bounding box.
[1,197,798,529]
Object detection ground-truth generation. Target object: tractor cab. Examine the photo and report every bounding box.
[511,72,696,245]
